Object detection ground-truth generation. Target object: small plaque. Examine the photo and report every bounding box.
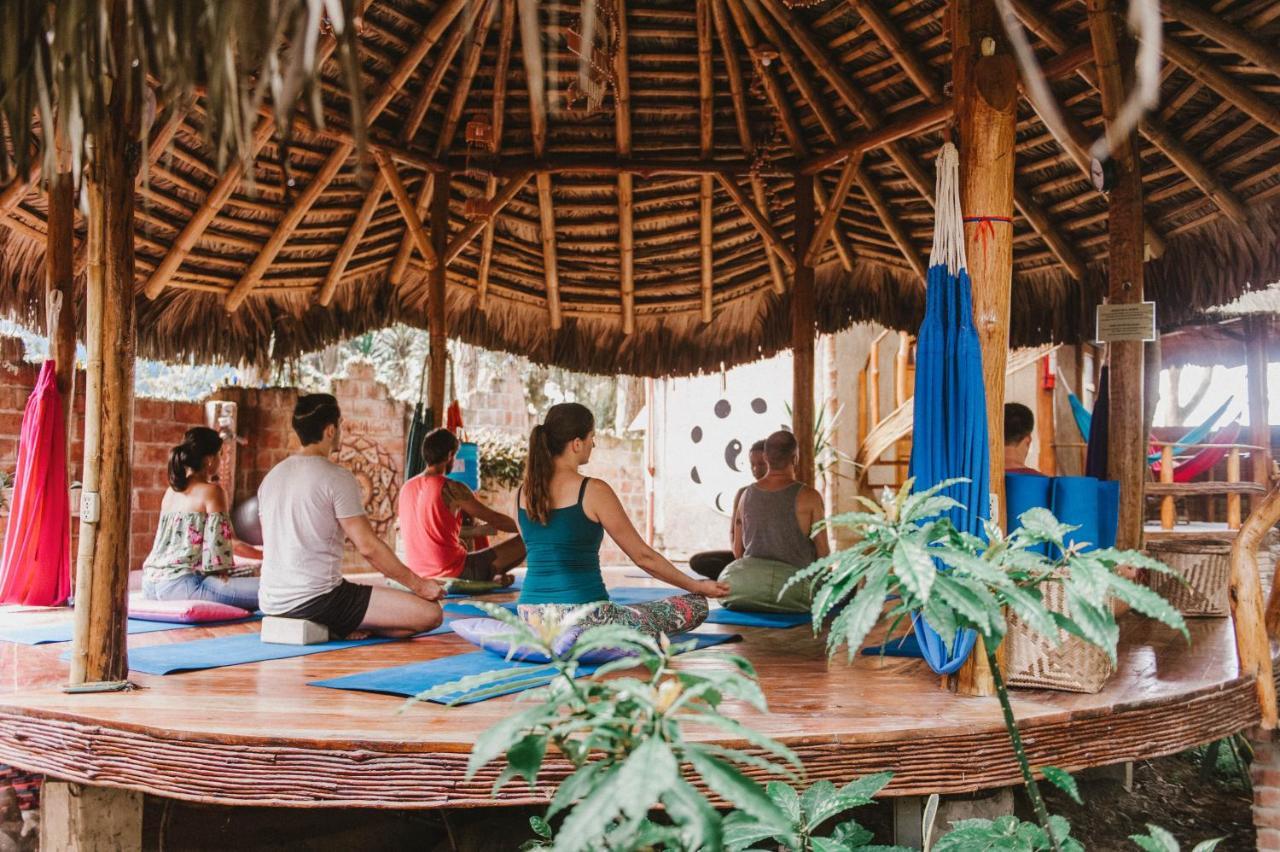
[1096,302,1156,342]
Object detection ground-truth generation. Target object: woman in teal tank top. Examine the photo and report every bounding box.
[517,403,729,639]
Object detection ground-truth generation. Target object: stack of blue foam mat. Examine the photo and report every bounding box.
[0,615,259,646]
[1005,473,1119,555]
[309,631,741,704]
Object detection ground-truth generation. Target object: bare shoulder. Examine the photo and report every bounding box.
[800,485,825,508]
[192,481,228,512]
[584,476,617,500]
[442,478,474,503]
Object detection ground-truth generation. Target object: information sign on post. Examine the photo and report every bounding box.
[1096,302,1156,342]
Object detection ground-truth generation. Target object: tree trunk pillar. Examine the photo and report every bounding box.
[793,173,816,488]
[428,170,450,430]
[70,0,139,686]
[1089,0,1147,551]
[950,0,1018,698]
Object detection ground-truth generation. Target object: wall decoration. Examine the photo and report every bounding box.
[336,425,400,539]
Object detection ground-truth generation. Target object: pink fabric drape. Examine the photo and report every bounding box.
[0,361,71,606]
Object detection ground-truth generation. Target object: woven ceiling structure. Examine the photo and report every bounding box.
[2,0,1280,375]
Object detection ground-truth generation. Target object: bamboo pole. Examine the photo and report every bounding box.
[46,139,77,459]
[479,0,516,313]
[793,174,817,488]
[1160,445,1175,530]
[70,0,138,686]
[894,332,910,409]
[1228,448,1243,530]
[443,170,534,265]
[698,0,715,325]
[536,172,563,330]
[1090,0,1147,552]
[318,173,387,306]
[377,151,439,270]
[1246,316,1272,487]
[428,170,450,431]
[950,0,1018,699]
[868,336,882,430]
[857,368,868,451]
[1036,356,1057,475]
[715,175,797,271]
[1230,484,1280,729]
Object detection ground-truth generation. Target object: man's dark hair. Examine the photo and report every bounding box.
[749,439,766,455]
[763,430,797,469]
[421,427,461,467]
[292,393,341,446]
[1005,402,1035,446]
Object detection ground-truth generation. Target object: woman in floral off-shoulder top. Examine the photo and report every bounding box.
[141,427,260,610]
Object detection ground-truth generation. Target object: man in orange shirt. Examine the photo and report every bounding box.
[399,429,526,584]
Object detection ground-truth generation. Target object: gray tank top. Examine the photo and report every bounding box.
[738,482,817,568]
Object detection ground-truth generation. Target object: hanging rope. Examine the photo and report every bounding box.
[929,142,967,277]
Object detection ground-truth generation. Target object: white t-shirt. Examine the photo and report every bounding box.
[257,454,366,614]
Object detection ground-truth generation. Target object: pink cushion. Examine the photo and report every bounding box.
[128,599,252,624]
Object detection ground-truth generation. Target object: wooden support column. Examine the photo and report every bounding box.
[1246,315,1272,486]
[793,174,817,488]
[40,781,142,852]
[1231,483,1280,728]
[1090,0,1146,551]
[951,0,1018,698]
[70,0,138,687]
[47,142,77,458]
[1037,355,1057,475]
[428,171,450,430]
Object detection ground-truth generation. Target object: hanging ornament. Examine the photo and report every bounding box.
[463,196,496,222]
[463,115,495,180]
[564,0,620,115]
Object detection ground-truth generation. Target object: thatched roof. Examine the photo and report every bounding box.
[2,0,1280,375]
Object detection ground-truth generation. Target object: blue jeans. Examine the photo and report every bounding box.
[142,573,260,612]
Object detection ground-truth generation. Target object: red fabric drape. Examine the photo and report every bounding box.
[0,362,71,606]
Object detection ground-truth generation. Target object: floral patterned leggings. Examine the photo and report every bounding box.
[518,593,709,640]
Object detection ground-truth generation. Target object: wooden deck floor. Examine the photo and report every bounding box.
[0,571,1261,808]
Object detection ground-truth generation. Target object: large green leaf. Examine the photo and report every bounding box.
[554,738,679,852]
[494,734,548,792]
[686,749,791,834]
[893,537,937,602]
[803,772,893,831]
[1038,765,1081,805]
[1130,824,1181,852]
[1105,574,1189,637]
[666,778,726,852]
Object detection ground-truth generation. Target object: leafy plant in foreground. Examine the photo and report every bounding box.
[785,478,1190,852]
[722,775,907,852]
[411,603,801,852]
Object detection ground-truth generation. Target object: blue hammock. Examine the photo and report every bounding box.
[1069,389,1233,464]
[905,143,988,675]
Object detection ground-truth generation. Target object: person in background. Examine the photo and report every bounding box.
[1004,402,1041,474]
[400,427,526,585]
[141,427,261,609]
[721,430,828,613]
[516,402,728,640]
[257,394,443,638]
[688,439,767,580]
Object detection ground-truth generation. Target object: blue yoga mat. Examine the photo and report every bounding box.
[311,632,741,704]
[107,623,454,675]
[444,575,524,598]
[705,608,810,629]
[0,615,259,646]
[444,601,518,618]
[443,587,682,617]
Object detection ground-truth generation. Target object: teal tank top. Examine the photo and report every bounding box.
[517,478,608,605]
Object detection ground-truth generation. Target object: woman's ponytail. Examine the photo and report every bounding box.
[522,403,595,525]
[523,424,554,524]
[167,427,224,492]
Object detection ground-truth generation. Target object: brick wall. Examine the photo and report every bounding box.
[1253,733,1278,849]
[583,433,647,566]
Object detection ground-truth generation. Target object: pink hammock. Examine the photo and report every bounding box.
[1149,421,1243,484]
[0,361,71,606]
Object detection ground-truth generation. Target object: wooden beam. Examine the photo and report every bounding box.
[389,0,498,286]
[1246,315,1272,486]
[715,174,797,271]
[46,154,77,427]
[617,0,636,330]
[814,183,856,272]
[857,170,927,280]
[519,0,548,158]
[318,173,387,306]
[479,0,517,312]
[793,173,817,487]
[443,169,534,265]
[1141,117,1249,226]
[1162,39,1280,137]
[536,171,563,329]
[950,0,1018,698]
[0,165,39,220]
[428,169,450,430]
[698,0,715,324]
[807,155,861,266]
[1163,0,1280,79]
[400,24,469,144]
[1013,185,1087,280]
[71,0,138,687]
[711,0,786,294]
[376,150,439,269]
[1090,0,1146,551]
[846,0,941,103]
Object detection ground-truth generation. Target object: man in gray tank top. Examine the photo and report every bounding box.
[721,431,829,613]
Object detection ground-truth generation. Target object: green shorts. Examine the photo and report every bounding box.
[720,556,814,614]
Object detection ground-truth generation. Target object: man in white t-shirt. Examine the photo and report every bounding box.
[258,393,444,638]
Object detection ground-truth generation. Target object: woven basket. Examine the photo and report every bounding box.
[1004,580,1114,694]
[1143,539,1232,617]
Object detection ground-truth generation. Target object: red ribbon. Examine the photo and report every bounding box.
[963,215,1013,265]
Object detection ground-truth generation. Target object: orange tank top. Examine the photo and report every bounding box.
[399,474,468,578]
